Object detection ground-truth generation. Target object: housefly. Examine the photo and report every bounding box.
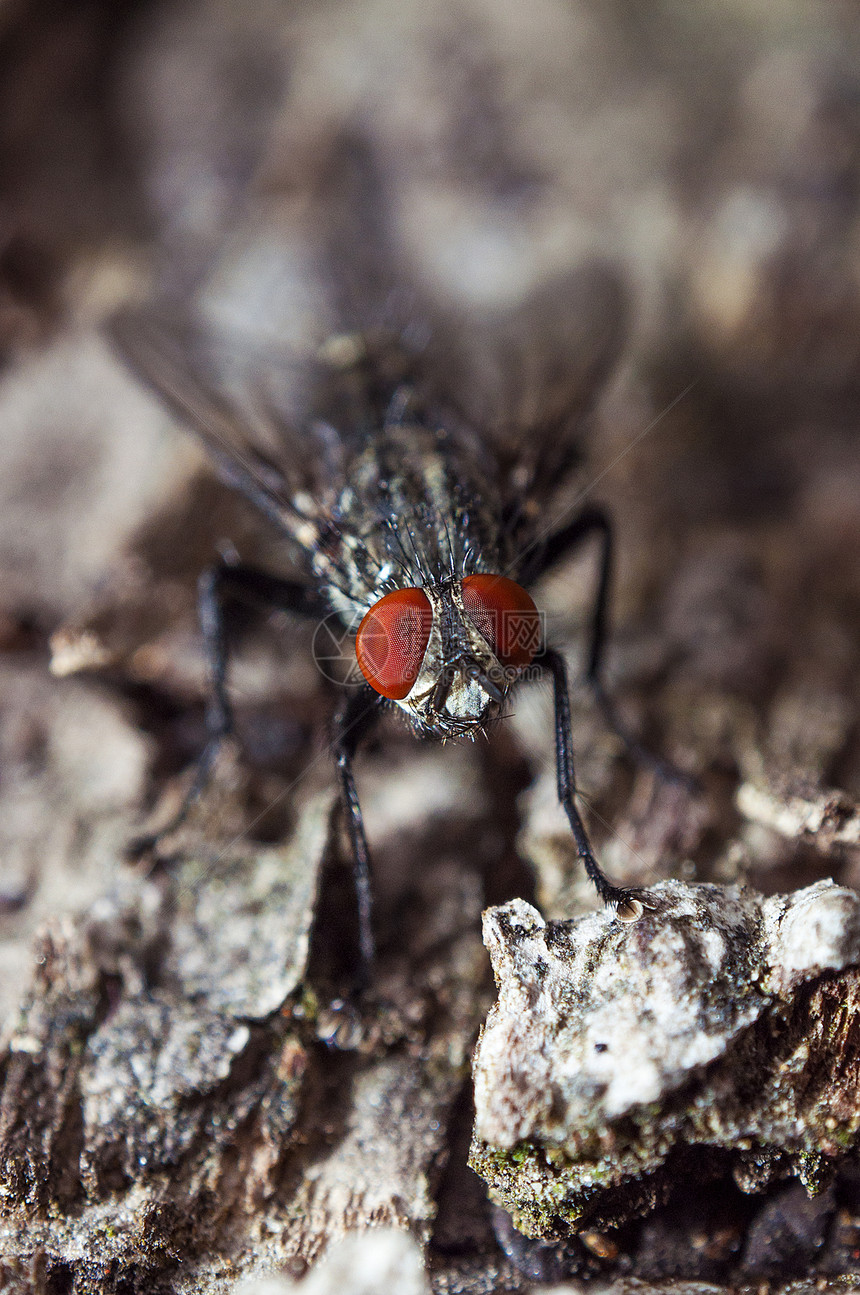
[109,265,679,985]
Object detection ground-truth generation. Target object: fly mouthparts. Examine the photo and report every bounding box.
[470,666,504,705]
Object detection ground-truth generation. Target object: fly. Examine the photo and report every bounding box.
[108,298,687,988]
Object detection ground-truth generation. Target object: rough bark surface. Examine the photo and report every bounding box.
[471,883,860,1234]
[1,1,860,1293]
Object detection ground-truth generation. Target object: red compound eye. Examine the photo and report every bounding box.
[355,587,433,700]
[461,574,541,669]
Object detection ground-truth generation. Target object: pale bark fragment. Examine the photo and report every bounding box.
[471,881,860,1237]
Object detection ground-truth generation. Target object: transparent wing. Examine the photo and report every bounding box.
[107,303,343,542]
[422,262,628,499]
[109,126,628,525]
[302,132,629,494]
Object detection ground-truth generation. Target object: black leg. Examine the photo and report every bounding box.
[520,506,614,682]
[129,561,320,855]
[526,506,693,789]
[538,646,638,909]
[332,683,384,987]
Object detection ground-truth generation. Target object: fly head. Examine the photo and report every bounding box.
[354,574,542,739]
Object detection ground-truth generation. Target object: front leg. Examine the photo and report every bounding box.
[526,506,694,789]
[332,683,384,987]
[129,561,320,855]
[538,646,640,911]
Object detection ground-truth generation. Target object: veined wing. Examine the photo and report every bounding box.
[107,303,341,553]
[422,261,628,503]
[301,132,628,497]
[109,122,629,537]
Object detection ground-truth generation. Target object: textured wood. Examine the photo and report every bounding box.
[1,1,860,1292]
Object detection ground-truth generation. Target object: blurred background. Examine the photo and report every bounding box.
[1,0,860,1290]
